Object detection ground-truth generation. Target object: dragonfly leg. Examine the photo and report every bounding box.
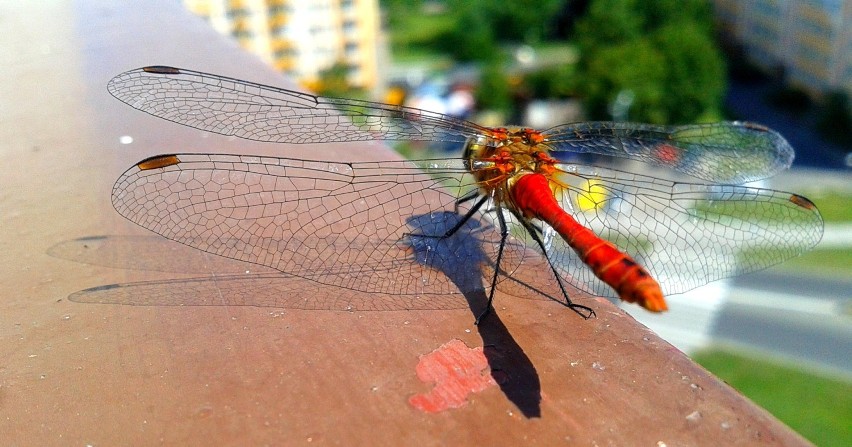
[512,211,596,320]
[440,194,488,238]
[475,203,509,325]
[406,194,489,240]
[454,189,480,213]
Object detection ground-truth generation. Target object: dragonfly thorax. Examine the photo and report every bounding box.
[463,128,556,195]
[461,128,546,159]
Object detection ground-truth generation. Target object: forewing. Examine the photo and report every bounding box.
[111,154,524,302]
[107,66,485,144]
[539,163,823,298]
[543,121,794,184]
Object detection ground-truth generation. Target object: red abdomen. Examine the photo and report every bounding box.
[511,173,667,312]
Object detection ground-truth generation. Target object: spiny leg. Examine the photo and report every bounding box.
[511,210,596,319]
[406,194,489,240]
[454,189,480,212]
[475,203,510,325]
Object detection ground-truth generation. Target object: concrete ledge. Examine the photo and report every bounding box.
[0,1,812,445]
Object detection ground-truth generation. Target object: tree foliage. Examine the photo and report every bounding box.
[475,62,513,112]
[574,0,725,123]
[523,63,578,99]
[583,39,667,122]
[429,0,570,62]
[479,0,568,44]
[315,62,364,98]
[435,0,500,62]
[816,91,852,149]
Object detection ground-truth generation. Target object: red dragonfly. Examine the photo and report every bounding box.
[107,66,823,321]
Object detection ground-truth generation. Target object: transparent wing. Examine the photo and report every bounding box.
[111,154,532,303]
[534,163,823,298]
[112,154,823,306]
[107,66,486,144]
[110,67,796,183]
[542,121,794,183]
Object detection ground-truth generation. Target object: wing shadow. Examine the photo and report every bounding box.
[48,235,468,311]
[51,223,543,417]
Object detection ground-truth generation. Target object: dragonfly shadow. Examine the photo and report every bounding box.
[53,232,542,417]
[405,212,542,418]
[47,235,469,311]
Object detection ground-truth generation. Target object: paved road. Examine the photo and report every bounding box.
[625,214,851,378]
[625,217,851,375]
[714,271,852,376]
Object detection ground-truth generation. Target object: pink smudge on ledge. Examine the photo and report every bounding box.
[409,339,497,413]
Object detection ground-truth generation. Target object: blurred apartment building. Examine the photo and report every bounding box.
[714,0,851,97]
[184,0,381,91]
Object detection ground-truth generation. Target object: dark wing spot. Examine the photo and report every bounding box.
[142,66,182,74]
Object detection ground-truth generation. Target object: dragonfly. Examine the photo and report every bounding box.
[107,66,823,322]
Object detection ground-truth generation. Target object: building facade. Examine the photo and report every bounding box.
[714,0,851,97]
[184,0,381,91]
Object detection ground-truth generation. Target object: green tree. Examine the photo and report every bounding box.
[381,0,423,29]
[523,63,579,99]
[583,39,668,122]
[653,22,726,123]
[315,62,364,98]
[484,0,568,44]
[436,0,500,62]
[574,0,725,123]
[475,62,513,113]
[816,91,852,148]
[431,0,570,62]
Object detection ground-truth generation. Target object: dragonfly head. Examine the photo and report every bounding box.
[462,134,499,162]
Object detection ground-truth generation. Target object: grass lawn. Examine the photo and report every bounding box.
[770,247,852,278]
[734,186,852,279]
[769,188,852,278]
[693,349,852,447]
[805,189,852,223]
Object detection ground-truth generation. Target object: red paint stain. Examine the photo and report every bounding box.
[409,339,497,413]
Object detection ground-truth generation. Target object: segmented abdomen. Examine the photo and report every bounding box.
[511,173,667,312]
